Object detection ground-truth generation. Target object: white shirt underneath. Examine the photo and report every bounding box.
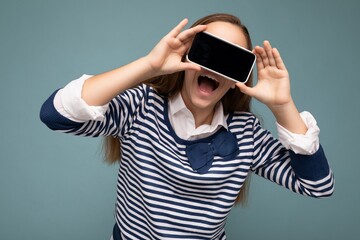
[168,92,228,141]
[53,74,320,155]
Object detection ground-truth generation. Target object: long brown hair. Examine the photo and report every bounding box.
[104,13,253,205]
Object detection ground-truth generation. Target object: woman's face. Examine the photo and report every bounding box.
[181,21,249,115]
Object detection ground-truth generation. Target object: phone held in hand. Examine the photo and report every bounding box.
[186,31,256,83]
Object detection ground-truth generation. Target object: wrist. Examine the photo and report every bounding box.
[268,98,295,116]
[270,100,308,134]
[140,55,160,80]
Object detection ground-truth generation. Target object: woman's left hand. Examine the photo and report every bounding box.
[236,41,292,110]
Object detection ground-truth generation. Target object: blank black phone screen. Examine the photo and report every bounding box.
[187,32,255,83]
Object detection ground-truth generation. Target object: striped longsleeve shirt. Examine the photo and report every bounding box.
[40,82,334,240]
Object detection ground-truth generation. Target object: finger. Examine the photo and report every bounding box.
[272,48,286,70]
[255,45,269,67]
[168,18,189,38]
[167,37,183,49]
[254,46,268,69]
[264,40,276,67]
[178,62,201,72]
[235,82,256,97]
[253,48,264,70]
[177,25,207,44]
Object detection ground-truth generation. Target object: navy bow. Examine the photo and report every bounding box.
[186,128,239,174]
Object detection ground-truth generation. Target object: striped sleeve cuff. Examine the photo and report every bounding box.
[289,145,330,181]
[40,89,84,130]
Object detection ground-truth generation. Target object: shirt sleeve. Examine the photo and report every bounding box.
[40,75,148,138]
[53,74,109,122]
[276,111,320,155]
[251,116,334,198]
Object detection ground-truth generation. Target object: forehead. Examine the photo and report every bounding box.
[205,21,248,48]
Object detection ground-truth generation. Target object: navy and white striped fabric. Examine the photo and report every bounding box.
[40,84,334,239]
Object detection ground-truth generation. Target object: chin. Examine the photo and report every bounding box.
[183,70,229,112]
[193,98,214,110]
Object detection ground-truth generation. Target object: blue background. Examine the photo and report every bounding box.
[1,0,359,239]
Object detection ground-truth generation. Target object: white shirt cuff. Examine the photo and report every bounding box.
[276,111,320,155]
[53,74,109,122]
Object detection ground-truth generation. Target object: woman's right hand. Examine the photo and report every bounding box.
[145,19,207,76]
[81,19,205,106]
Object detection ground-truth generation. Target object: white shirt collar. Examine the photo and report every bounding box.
[168,93,228,140]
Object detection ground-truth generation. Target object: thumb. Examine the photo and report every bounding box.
[235,82,255,97]
[178,62,201,72]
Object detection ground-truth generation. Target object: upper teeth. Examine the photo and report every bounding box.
[200,74,219,83]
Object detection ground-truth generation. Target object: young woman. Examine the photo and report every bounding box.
[40,13,334,240]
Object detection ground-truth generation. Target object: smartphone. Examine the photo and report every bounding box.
[186,31,256,83]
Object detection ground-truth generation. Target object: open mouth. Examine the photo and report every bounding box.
[198,75,220,93]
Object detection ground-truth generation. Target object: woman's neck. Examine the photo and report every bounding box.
[186,104,215,128]
[179,90,216,128]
